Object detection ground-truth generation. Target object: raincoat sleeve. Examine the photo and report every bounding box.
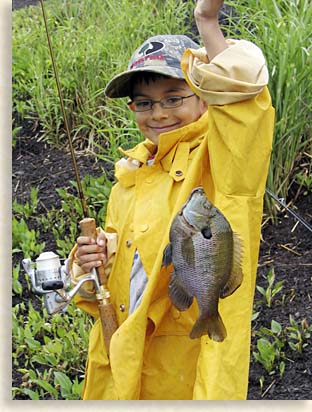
[182,39,274,198]
[181,39,269,105]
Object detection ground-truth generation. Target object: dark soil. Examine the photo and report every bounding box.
[12,0,312,401]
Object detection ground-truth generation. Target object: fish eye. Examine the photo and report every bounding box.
[201,227,212,239]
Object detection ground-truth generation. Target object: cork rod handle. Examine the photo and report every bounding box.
[79,217,107,285]
[79,217,118,356]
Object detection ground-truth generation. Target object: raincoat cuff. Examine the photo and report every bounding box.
[181,39,269,105]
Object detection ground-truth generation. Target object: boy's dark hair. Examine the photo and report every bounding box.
[129,72,170,99]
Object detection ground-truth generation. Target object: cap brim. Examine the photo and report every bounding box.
[104,66,184,98]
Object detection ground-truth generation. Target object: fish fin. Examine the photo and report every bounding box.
[189,313,227,342]
[162,243,172,266]
[181,237,195,267]
[168,271,193,311]
[220,231,244,298]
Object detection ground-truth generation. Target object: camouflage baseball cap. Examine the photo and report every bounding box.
[104,34,199,98]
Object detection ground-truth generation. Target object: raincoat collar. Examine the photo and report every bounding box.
[116,110,209,187]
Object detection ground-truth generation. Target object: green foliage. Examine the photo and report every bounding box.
[12,118,22,148]
[252,269,312,390]
[12,171,111,398]
[36,172,112,257]
[12,264,23,297]
[253,319,286,375]
[12,217,45,258]
[252,313,312,388]
[294,169,312,195]
[256,268,284,308]
[12,187,44,257]
[12,301,91,400]
[285,315,312,354]
[13,187,39,220]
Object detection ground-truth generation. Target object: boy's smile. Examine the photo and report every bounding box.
[131,78,207,145]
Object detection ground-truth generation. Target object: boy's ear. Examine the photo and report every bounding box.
[200,99,208,114]
[127,101,136,112]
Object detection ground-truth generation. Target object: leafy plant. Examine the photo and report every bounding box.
[12,299,92,400]
[12,118,22,148]
[295,169,312,195]
[13,187,39,220]
[285,315,312,354]
[12,217,45,258]
[256,268,284,308]
[253,319,286,376]
[12,264,23,297]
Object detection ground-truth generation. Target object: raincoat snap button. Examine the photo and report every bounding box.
[126,239,132,247]
[175,170,183,177]
[119,304,125,312]
[140,224,149,232]
[171,307,181,319]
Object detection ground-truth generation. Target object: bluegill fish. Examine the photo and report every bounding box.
[162,187,243,341]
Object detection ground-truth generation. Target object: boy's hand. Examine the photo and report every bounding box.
[75,232,107,274]
[194,0,224,20]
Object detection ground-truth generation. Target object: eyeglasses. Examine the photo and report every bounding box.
[128,94,196,112]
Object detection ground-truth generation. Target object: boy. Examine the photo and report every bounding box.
[69,0,274,400]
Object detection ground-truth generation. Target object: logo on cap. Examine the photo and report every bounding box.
[139,41,164,57]
[130,41,166,69]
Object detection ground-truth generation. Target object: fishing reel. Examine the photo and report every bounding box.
[22,251,100,315]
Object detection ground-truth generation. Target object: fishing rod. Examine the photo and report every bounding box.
[23,0,118,356]
[266,188,312,233]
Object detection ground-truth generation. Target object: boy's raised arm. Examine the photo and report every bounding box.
[194,0,228,60]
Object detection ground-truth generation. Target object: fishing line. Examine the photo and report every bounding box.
[266,188,312,233]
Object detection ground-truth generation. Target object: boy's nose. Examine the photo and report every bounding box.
[151,102,169,119]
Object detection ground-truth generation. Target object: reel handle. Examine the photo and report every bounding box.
[42,280,64,291]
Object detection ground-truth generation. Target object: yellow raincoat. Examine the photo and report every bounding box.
[70,39,275,400]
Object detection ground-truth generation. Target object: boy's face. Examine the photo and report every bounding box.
[131,77,207,145]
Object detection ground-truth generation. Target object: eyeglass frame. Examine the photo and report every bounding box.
[127,94,196,112]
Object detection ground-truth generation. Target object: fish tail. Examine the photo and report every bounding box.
[189,314,227,342]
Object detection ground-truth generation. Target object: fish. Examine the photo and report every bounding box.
[162,187,243,342]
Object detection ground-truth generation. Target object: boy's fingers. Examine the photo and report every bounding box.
[76,244,106,258]
[79,252,106,264]
[77,236,96,246]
